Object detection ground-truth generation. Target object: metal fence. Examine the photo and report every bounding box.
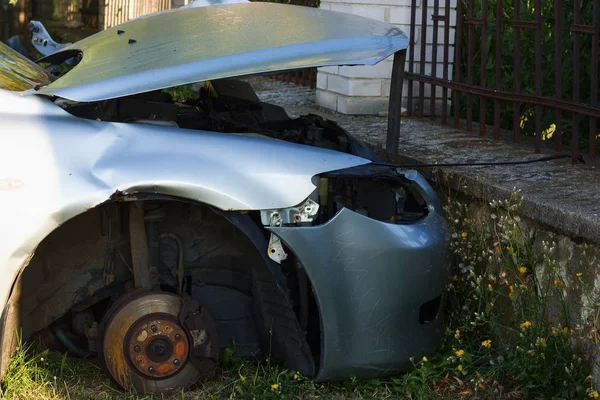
[404,0,600,162]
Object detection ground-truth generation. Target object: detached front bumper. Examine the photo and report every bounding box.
[271,177,451,381]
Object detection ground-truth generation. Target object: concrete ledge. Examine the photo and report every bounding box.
[250,77,600,245]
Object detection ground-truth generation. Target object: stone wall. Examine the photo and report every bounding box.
[317,0,457,115]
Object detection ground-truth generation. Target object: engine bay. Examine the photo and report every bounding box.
[59,78,379,160]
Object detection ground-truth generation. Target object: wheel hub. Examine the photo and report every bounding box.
[99,291,218,394]
[125,314,189,379]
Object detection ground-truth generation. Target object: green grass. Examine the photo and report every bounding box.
[1,342,514,400]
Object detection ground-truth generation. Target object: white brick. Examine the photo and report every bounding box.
[330,3,386,22]
[390,6,412,25]
[337,96,389,115]
[327,75,348,94]
[316,90,338,111]
[338,62,393,79]
[327,76,383,96]
[318,0,457,116]
[318,66,339,74]
[316,73,328,90]
[348,79,384,96]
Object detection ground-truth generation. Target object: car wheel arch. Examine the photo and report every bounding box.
[0,193,315,379]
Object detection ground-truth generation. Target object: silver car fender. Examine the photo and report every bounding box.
[0,90,369,311]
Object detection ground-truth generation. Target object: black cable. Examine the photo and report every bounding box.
[373,153,580,169]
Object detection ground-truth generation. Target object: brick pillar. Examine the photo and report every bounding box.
[317,0,457,116]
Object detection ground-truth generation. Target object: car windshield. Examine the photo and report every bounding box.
[0,42,52,91]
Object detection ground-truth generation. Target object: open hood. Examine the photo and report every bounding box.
[32,2,407,102]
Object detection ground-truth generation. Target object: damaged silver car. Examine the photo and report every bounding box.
[0,2,450,394]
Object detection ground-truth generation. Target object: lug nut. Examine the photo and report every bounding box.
[174,334,181,341]
[173,359,180,366]
[148,366,155,373]
[134,345,141,352]
[150,325,158,332]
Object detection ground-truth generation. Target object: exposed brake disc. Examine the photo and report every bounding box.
[98,291,218,394]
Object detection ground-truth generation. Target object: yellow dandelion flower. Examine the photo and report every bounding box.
[455,329,460,336]
[240,375,247,382]
[456,349,465,357]
[554,279,564,287]
[576,272,583,277]
[488,283,493,291]
[518,266,527,274]
[520,320,532,329]
[422,356,428,362]
[481,339,492,348]
[563,327,569,334]
[457,364,463,371]
[461,232,467,238]
[591,390,600,399]
[271,383,279,391]
[293,373,300,380]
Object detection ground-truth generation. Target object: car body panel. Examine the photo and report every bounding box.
[33,3,408,101]
[272,193,451,380]
[0,89,369,312]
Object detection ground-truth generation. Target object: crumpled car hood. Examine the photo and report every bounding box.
[33,2,408,102]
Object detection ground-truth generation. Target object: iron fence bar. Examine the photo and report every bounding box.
[441,0,451,124]
[572,0,581,163]
[512,21,539,29]
[534,0,542,153]
[386,50,407,157]
[466,0,475,131]
[513,0,521,143]
[431,0,440,120]
[407,0,418,115]
[494,0,503,140]
[589,0,599,158]
[480,0,488,135]
[571,24,597,33]
[554,0,563,151]
[453,0,464,129]
[419,0,429,117]
[404,73,600,118]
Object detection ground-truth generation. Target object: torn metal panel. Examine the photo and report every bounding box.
[271,208,451,381]
[28,21,71,57]
[33,3,408,101]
